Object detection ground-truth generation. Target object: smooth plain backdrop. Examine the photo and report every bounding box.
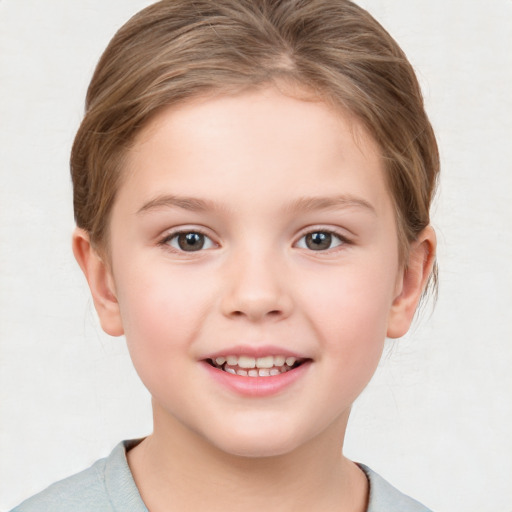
[1,1,511,511]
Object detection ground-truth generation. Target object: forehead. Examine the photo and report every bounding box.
[119,87,391,218]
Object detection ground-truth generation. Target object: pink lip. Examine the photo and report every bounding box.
[200,359,312,397]
[203,345,306,360]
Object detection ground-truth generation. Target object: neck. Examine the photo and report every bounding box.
[128,405,367,512]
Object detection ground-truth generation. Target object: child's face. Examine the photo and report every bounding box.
[96,87,412,457]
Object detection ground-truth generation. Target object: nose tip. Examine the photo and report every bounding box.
[228,303,288,322]
[220,257,292,322]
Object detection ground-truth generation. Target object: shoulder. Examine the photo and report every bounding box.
[358,464,433,512]
[10,457,110,512]
[10,440,147,512]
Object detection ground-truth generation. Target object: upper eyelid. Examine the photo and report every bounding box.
[158,227,218,249]
[291,232,349,256]
[159,225,215,240]
[159,230,218,255]
[294,226,352,242]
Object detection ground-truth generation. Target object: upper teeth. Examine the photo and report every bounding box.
[215,355,296,368]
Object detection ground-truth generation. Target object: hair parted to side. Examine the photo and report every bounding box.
[71,0,439,294]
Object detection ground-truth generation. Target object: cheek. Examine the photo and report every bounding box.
[306,261,397,333]
[300,258,398,372]
[311,283,390,407]
[114,264,216,360]
[113,267,218,411]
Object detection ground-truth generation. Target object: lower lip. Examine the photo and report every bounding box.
[201,361,312,397]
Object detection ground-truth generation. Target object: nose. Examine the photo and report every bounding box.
[220,250,293,322]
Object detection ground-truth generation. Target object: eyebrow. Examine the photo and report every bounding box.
[286,195,377,215]
[137,195,220,214]
[137,193,376,215]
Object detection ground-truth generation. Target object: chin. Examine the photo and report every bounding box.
[207,425,306,459]
[220,440,299,459]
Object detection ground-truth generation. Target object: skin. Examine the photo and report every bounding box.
[73,87,436,512]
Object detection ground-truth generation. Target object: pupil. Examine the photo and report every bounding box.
[306,232,331,250]
[178,232,204,251]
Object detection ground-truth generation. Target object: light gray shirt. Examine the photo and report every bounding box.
[11,440,432,511]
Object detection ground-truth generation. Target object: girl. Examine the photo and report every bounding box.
[12,1,438,510]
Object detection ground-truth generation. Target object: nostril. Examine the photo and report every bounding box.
[231,309,283,318]
[229,309,282,318]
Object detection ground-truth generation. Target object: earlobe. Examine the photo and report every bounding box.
[386,226,437,339]
[72,228,124,337]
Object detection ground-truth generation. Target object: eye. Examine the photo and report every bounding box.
[164,231,215,252]
[295,231,345,251]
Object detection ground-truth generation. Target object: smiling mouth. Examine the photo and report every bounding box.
[206,355,307,377]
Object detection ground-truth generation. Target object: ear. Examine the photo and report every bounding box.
[387,226,437,339]
[72,228,124,337]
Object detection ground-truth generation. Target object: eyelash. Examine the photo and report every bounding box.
[295,229,351,252]
[158,228,351,254]
[158,229,216,253]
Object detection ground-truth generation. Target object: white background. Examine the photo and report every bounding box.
[1,1,511,511]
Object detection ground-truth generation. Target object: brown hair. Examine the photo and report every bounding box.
[71,0,439,290]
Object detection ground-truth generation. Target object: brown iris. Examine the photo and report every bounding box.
[177,232,205,251]
[305,232,333,250]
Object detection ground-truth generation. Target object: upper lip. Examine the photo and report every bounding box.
[202,345,309,360]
